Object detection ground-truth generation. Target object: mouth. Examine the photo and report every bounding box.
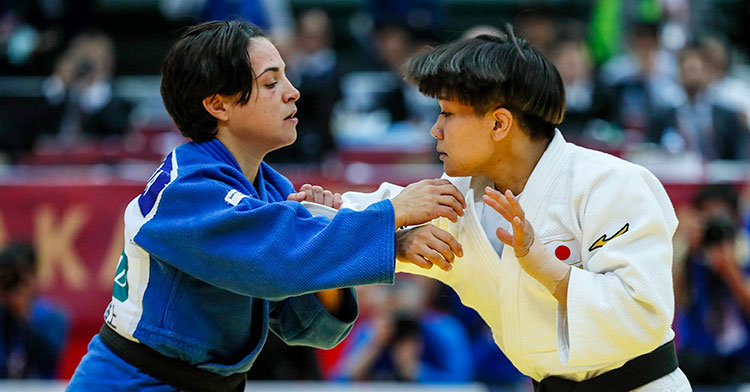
[284,110,298,123]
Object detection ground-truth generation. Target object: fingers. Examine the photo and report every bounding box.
[495,227,514,246]
[505,190,525,221]
[422,247,452,271]
[311,185,324,204]
[437,206,459,223]
[438,195,465,218]
[435,182,467,209]
[484,187,524,223]
[403,255,433,269]
[512,216,525,246]
[432,227,463,258]
[323,190,333,207]
[287,192,306,202]
[333,193,343,210]
[297,184,340,209]
[299,184,316,202]
[482,194,509,220]
[397,225,461,271]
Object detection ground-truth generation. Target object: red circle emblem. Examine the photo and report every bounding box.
[555,245,571,260]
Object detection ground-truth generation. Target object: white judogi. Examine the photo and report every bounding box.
[307,131,691,389]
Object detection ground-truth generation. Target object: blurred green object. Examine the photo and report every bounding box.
[638,0,662,23]
[588,0,621,66]
[588,0,661,65]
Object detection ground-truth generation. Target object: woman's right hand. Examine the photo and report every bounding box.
[390,179,466,228]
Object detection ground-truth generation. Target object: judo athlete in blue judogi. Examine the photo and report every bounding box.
[67,20,466,392]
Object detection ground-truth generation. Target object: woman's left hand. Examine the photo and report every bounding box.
[482,187,535,258]
[287,184,343,210]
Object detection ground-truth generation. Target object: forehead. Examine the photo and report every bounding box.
[248,38,283,72]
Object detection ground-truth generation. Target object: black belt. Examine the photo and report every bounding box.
[99,323,246,392]
[533,340,678,392]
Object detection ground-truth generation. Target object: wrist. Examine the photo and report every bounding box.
[391,201,404,229]
[517,234,570,294]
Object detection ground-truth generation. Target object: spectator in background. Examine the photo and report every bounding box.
[701,35,750,128]
[514,9,558,56]
[673,184,750,384]
[647,42,749,161]
[33,31,132,148]
[0,243,69,379]
[549,28,615,143]
[362,0,444,124]
[267,9,339,165]
[331,277,472,383]
[370,22,416,124]
[604,21,683,137]
[0,0,96,75]
[676,217,750,384]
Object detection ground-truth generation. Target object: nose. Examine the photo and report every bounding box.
[284,78,300,103]
[429,119,443,140]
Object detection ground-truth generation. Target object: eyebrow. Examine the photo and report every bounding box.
[256,66,281,78]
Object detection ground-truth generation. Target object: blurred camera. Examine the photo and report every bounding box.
[74,57,96,80]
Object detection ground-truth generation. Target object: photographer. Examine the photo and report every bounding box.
[34,31,132,147]
[0,243,69,379]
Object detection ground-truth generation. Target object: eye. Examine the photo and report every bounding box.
[439,111,452,118]
[265,81,278,88]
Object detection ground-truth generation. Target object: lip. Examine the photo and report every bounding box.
[284,108,297,121]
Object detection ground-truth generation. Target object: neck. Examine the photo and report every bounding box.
[484,128,550,195]
[216,128,264,184]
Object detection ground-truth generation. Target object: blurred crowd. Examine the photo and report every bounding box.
[1,0,750,388]
[1,0,748,166]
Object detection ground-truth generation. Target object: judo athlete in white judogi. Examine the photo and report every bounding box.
[300,31,692,391]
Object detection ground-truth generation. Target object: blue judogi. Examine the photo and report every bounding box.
[68,138,396,390]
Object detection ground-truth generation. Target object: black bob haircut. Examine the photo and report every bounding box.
[403,26,566,141]
[161,20,265,143]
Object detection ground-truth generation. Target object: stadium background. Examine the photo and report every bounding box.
[1,0,750,391]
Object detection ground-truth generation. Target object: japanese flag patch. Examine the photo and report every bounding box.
[542,238,582,269]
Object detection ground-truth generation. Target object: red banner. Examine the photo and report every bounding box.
[0,175,729,377]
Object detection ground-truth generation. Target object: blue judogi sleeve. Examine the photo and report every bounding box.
[133,167,396,301]
[269,288,358,349]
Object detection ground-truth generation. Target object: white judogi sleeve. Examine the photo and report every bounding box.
[557,164,678,367]
[340,181,468,283]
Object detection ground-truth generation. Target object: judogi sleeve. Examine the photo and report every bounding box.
[342,183,461,285]
[268,288,358,349]
[133,171,396,301]
[557,165,678,366]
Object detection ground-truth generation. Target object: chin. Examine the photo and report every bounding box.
[443,164,471,178]
[281,129,298,147]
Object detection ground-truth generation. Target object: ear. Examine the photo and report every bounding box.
[490,107,513,141]
[202,94,230,122]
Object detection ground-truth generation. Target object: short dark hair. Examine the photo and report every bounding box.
[692,183,739,218]
[0,243,36,293]
[403,27,565,140]
[161,20,265,143]
[702,217,735,247]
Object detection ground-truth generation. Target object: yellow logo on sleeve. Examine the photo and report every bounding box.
[589,223,629,252]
